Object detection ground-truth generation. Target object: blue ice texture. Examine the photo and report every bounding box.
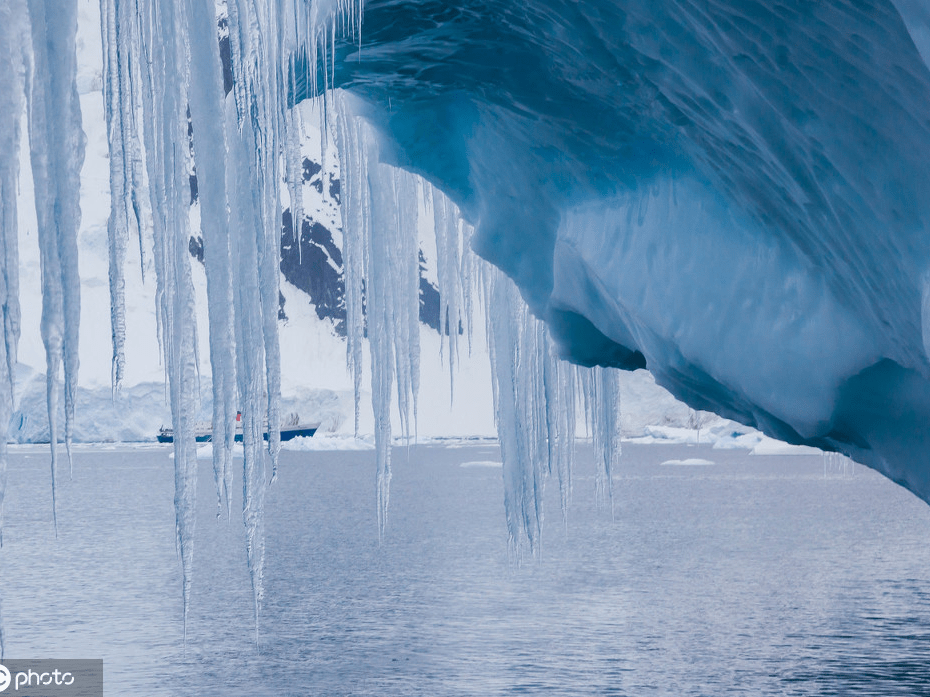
[317,0,930,505]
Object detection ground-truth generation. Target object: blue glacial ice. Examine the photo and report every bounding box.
[310,0,930,503]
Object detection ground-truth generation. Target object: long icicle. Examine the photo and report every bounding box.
[334,92,422,541]
[101,0,129,396]
[0,0,26,553]
[186,0,237,519]
[592,366,621,518]
[25,0,86,527]
[226,98,269,642]
[131,0,200,643]
[334,95,367,438]
[225,0,291,637]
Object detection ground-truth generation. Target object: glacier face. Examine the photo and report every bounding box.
[314,0,930,501]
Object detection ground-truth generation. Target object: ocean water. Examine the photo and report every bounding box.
[1,442,930,696]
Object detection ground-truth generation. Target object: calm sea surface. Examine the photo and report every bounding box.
[2,442,930,696]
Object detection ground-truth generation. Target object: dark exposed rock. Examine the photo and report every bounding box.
[187,153,445,338]
[218,16,233,96]
[279,208,444,336]
[302,158,322,182]
[189,235,204,263]
[281,209,347,335]
[418,251,440,333]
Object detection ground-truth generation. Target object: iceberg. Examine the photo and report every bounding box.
[309,0,930,503]
[3,0,930,640]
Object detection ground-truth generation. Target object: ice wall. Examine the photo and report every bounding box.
[319,0,930,503]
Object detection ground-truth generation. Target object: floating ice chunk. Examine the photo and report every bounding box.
[280,435,375,451]
[660,459,715,467]
[460,460,503,469]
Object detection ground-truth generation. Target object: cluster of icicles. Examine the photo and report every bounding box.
[0,0,624,649]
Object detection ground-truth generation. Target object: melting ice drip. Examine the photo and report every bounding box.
[0,0,625,643]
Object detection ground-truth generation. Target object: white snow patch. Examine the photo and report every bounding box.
[460,460,503,468]
[195,443,243,460]
[660,458,715,466]
[280,435,375,451]
[750,437,823,456]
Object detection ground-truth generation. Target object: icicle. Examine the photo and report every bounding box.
[226,100,270,638]
[461,221,477,355]
[334,92,422,538]
[591,366,621,517]
[334,95,367,438]
[580,367,594,440]
[482,260,585,552]
[430,184,465,401]
[125,0,201,641]
[224,0,289,635]
[542,334,575,526]
[186,0,236,519]
[368,162,400,537]
[87,0,381,645]
[226,0,284,486]
[285,101,305,255]
[0,0,26,549]
[25,0,86,515]
[101,0,129,395]
[385,167,419,443]
[487,269,546,558]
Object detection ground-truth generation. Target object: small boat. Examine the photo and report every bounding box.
[157,413,319,443]
[156,421,214,443]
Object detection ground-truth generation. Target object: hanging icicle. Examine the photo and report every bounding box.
[225,96,273,638]
[123,0,202,641]
[334,91,422,541]
[185,0,237,519]
[100,0,133,396]
[25,0,86,524]
[0,0,26,549]
[429,184,466,401]
[590,366,621,516]
[486,269,548,558]
[543,338,575,526]
[334,96,368,438]
[95,0,364,640]
[483,263,626,552]
[225,0,284,489]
